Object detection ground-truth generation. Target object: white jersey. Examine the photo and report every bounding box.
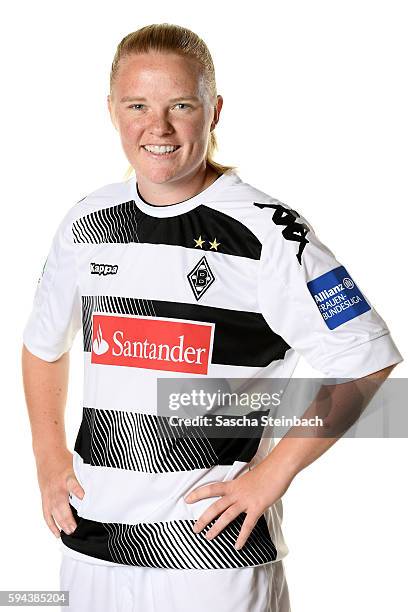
[23,170,403,569]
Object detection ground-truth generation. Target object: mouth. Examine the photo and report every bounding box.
[141,144,181,158]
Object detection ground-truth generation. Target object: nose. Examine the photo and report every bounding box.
[147,111,174,137]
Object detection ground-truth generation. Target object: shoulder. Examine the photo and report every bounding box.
[57,177,133,235]
[206,171,313,244]
[73,178,132,214]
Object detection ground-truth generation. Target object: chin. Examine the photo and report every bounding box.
[137,165,187,184]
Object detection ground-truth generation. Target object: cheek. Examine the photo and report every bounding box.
[117,115,143,142]
[179,117,210,146]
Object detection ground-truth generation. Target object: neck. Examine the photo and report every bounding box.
[136,163,221,206]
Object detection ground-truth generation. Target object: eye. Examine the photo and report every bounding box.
[174,103,190,110]
[128,104,145,110]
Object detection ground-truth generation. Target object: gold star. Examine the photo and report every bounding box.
[209,237,220,250]
[194,235,205,248]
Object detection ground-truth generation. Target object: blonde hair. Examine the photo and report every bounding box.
[109,23,237,180]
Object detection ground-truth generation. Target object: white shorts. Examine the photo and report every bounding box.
[59,554,291,612]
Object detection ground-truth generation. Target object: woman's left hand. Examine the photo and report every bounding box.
[184,460,294,550]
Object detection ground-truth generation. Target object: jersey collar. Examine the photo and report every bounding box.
[127,170,236,218]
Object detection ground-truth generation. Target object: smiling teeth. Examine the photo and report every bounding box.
[143,145,179,154]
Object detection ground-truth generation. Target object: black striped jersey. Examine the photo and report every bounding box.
[23,169,403,569]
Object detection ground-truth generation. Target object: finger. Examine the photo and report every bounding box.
[66,474,85,500]
[43,508,62,538]
[205,505,241,540]
[184,482,226,503]
[234,513,259,550]
[52,500,78,535]
[192,497,232,533]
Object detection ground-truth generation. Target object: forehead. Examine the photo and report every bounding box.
[114,52,206,97]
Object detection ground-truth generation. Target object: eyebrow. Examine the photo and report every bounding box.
[120,95,199,104]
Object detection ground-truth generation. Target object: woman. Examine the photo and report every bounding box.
[22,23,402,612]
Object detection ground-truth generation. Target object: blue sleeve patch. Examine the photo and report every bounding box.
[307,265,371,329]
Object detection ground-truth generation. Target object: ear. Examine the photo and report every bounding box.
[107,94,118,130]
[210,94,223,131]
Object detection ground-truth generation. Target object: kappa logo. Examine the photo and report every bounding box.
[187,256,215,301]
[90,262,119,276]
[91,313,214,374]
[253,202,310,264]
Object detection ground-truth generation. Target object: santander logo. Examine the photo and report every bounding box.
[91,313,214,375]
[93,323,109,355]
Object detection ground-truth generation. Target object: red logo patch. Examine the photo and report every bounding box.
[91,313,214,374]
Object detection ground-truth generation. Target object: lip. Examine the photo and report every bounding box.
[142,144,181,147]
[141,145,181,159]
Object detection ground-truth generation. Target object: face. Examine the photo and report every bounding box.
[107,52,223,187]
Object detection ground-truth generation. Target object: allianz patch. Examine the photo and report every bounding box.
[90,262,118,275]
[307,265,371,329]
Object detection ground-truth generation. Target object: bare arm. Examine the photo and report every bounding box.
[266,363,396,477]
[21,344,84,538]
[185,363,398,548]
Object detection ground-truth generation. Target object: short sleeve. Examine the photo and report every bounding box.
[22,210,82,362]
[256,202,403,378]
